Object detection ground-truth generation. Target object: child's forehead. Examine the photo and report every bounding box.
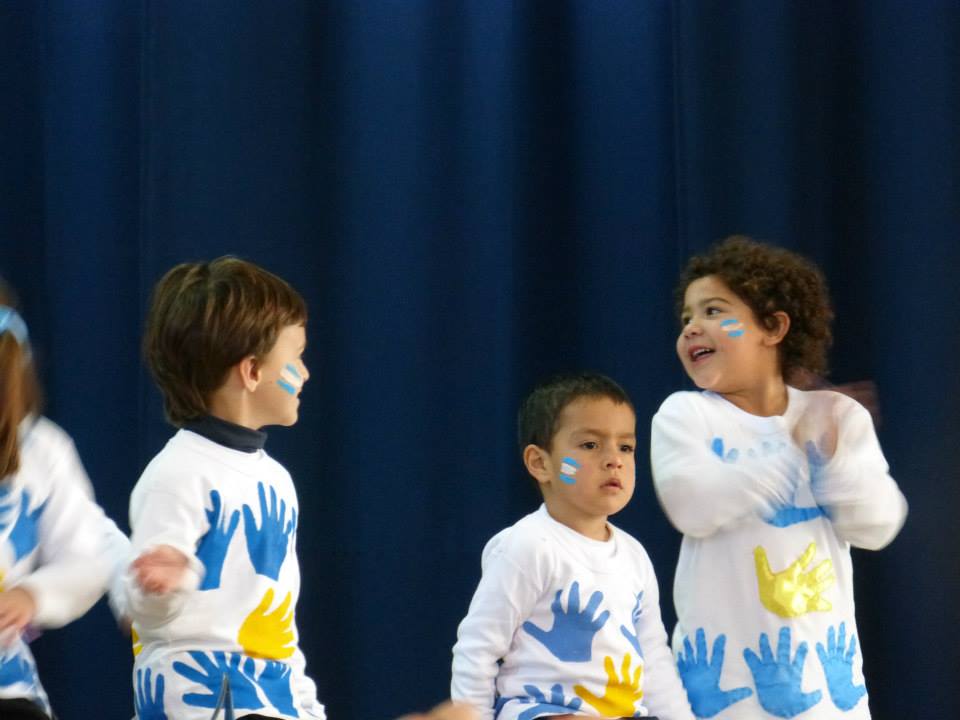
[555,395,636,433]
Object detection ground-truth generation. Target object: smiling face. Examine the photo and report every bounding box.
[526,395,636,538]
[677,275,786,398]
[249,323,310,427]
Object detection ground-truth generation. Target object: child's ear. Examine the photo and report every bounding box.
[762,311,791,346]
[237,355,262,392]
[522,444,552,487]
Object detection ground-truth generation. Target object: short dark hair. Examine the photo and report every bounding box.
[676,236,833,380]
[518,372,634,451]
[143,256,307,426]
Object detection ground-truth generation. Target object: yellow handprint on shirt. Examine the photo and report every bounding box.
[131,625,143,657]
[755,542,834,618]
[238,587,295,659]
[574,654,644,717]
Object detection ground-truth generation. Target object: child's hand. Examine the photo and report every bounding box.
[0,587,37,639]
[132,545,190,594]
[396,701,478,720]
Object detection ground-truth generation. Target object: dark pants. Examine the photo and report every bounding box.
[0,698,50,720]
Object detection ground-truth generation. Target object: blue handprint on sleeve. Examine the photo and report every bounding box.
[522,581,609,662]
[516,683,583,720]
[676,629,752,718]
[196,490,240,591]
[710,438,739,463]
[744,627,821,718]
[619,591,645,658]
[255,660,298,716]
[172,651,264,710]
[0,651,35,688]
[135,668,167,720]
[0,491,46,562]
[243,483,297,581]
[816,623,867,711]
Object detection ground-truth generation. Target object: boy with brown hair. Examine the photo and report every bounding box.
[125,257,324,720]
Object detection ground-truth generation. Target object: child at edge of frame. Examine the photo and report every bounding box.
[451,372,694,720]
[0,278,130,720]
[652,235,908,719]
[124,256,325,720]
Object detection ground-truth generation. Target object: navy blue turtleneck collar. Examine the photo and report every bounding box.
[183,415,267,453]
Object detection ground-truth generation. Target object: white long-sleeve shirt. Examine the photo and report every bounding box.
[126,428,324,720]
[452,505,695,720]
[1,416,126,714]
[651,388,907,719]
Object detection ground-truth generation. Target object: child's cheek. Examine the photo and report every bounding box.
[720,318,745,338]
[277,363,304,395]
[559,456,581,485]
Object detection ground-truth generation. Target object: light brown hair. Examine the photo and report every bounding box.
[0,282,42,478]
[143,257,307,426]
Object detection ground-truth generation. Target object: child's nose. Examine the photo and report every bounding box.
[682,319,702,337]
[604,450,624,468]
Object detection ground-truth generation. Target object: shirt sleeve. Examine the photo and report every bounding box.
[650,393,800,538]
[450,532,544,720]
[15,436,119,628]
[287,646,326,719]
[629,546,695,720]
[124,477,205,628]
[809,398,908,549]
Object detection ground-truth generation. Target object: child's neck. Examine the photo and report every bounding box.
[720,376,789,417]
[543,503,610,542]
[207,393,263,431]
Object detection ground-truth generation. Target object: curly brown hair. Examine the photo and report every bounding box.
[675,236,833,381]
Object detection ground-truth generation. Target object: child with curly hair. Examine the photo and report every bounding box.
[651,236,907,719]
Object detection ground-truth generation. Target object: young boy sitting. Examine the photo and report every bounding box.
[451,373,693,720]
[125,257,325,720]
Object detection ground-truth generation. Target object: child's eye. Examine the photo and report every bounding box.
[581,441,598,450]
[705,306,723,316]
[680,315,691,327]
[620,444,635,453]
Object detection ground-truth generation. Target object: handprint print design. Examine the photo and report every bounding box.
[676,629,752,717]
[755,543,834,618]
[522,581,609,662]
[573,654,644,717]
[243,483,297,581]
[238,588,296,659]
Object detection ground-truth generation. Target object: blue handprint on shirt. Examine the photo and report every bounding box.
[256,660,298,716]
[816,623,867,711]
[516,683,583,720]
[196,490,240,591]
[744,627,821,718]
[710,438,739,463]
[243,483,297,581]
[173,651,264,710]
[619,591,645,658]
[135,668,167,720]
[676,628,751,718]
[522,581,609,662]
[0,651,34,688]
[0,491,46,562]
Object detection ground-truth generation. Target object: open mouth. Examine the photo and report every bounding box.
[689,346,715,363]
[602,478,623,489]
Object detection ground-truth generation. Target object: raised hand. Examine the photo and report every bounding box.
[238,588,295,660]
[619,591,644,658]
[197,490,240,591]
[0,491,46,562]
[135,668,168,720]
[676,629,752,717]
[744,628,821,718]
[243,483,297,580]
[255,660,298,716]
[574,654,644,718]
[522,581,609,662]
[754,543,834,618]
[516,683,582,720]
[816,623,867,711]
[173,650,264,710]
[0,650,34,688]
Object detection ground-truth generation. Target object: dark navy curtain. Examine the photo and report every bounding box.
[1,2,957,718]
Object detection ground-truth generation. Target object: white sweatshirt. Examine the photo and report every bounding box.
[1,417,126,714]
[651,388,907,719]
[126,429,324,720]
[452,505,695,720]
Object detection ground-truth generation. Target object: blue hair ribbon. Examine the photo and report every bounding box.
[0,306,28,345]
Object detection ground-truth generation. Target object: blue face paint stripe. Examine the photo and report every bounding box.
[277,378,297,395]
[559,474,576,485]
[283,363,301,379]
[728,329,744,337]
[561,456,581,468]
